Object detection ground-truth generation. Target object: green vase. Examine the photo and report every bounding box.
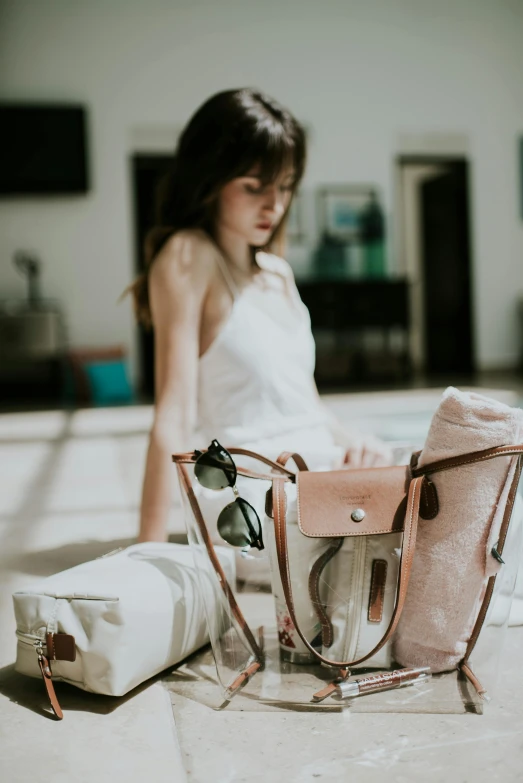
[359,193,386,278]
[364,241,386,278]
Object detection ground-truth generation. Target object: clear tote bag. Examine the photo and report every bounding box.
[170,442,523,715]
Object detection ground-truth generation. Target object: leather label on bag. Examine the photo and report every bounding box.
[368,559,388,623]
[296,465,409,538]
[46,633,76,662]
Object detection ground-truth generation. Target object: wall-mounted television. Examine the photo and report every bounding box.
[0,103,89,196]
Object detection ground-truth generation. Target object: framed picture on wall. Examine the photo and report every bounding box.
[317,184,377,241]
[519,137,523,220]
[286,190,305,243]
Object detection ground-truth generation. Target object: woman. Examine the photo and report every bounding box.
[128,88,391,543]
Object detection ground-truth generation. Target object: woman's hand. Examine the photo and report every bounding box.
[343,433,393,468]
[310,380,394,469]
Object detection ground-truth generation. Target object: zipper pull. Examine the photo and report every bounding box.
[35,640,63,720]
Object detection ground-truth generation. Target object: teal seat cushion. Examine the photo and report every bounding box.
[83,360,134,405]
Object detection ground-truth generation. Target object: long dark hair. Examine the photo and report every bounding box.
[126,88,307,328]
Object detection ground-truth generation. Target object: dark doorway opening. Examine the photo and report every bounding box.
[131,153,174,399]
[397,156,475,378]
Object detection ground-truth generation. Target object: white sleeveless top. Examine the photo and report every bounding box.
[197,252,344,468]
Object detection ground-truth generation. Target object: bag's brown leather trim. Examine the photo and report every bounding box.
[410,451,421,471]
[46,632,55,660]
[414,444,523,686]
[311,682,338,702]
[412,444,523,477]
[460,662,487,697]
[461,454,523,667]
[308,539,344,647]
[296,465,410,538]
[368,559,388,624]
[265,487,274,519]
[311,668,350,703]
[276,452,309,472]
[46,633,76,662]
[272,474,423,668]
[419,478,439,520]
[226,661,261,697]
[38,653,63,720]
[265,451,311,519]
[172,447,296,481]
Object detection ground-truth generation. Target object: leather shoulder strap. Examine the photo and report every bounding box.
[172,447,296,481]
[176,463,264,686]
[272,475,423,668]
[38,652,63,719]
[412,444,523,477]
[276,452,309,472]
[462,454,523,667]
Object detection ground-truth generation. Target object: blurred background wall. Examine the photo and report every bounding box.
[1,0,522,392]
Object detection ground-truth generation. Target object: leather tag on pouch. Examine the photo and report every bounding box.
[46,633,76,662]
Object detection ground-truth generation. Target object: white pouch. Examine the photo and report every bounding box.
[265,481,401,669]
[13,542,235,717]
[322,531,402,668]
[264,483,331,663]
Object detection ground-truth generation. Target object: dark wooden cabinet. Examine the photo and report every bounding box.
[296,278,411,389]
[0,303,68,406]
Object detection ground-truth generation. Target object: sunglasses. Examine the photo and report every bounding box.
[193,440,264,552]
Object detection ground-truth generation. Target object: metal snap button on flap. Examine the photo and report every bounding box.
[351,508,365,523]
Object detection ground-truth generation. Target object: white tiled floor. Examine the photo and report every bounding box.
[1,389,522,781]
[0,406,188,783]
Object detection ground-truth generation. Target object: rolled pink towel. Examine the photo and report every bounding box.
[393,387,523,672]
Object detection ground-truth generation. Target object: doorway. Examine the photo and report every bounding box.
[131,153,174,399]
[397,157,475,377]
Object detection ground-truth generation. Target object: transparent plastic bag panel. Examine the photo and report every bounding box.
[172,459,521,714]
[177,462,268,699]
[469,480,523,698]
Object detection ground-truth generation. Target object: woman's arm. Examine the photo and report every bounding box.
[317,388,393,467]
[138,233,208,542]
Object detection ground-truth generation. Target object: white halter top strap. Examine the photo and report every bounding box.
[213,249,240,300]
[198,252,334,448]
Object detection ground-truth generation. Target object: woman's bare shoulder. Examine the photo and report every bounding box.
[151,228,215,287]
[256,251,295,280]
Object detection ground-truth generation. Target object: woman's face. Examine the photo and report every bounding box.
[216,166,295,246]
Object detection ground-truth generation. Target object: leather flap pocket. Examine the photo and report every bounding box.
[296,465,409,538]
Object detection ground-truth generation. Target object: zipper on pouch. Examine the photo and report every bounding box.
[36,637,66,720]
[343,536,367,661]
[16,588,118,721]
[17,629,45,646]
[17,629,76,721]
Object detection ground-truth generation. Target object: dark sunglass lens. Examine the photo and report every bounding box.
[217,499,263,549]
[195,446,236,490]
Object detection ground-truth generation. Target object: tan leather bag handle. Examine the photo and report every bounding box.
[412,443,523,477]
[176,462,265,693]
[172,447,296,482]
[459,453,523,694]
[415,445,523,695]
